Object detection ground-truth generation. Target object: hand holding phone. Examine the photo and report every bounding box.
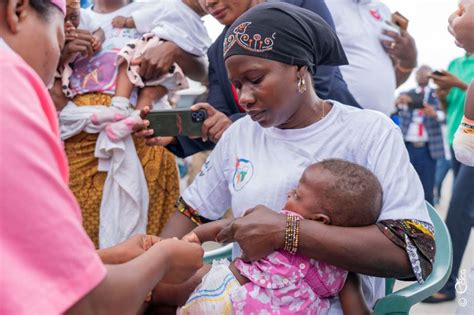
[431,70,446,76]
[146,109,208,137]
[190,103,233,143]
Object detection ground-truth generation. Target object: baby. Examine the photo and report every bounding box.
[89,0,209,141]
[170,159,383,314]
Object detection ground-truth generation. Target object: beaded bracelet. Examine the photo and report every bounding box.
[284,214,300,255]
[176,197,203,226]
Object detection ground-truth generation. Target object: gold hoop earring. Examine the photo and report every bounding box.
[297,76,307,94]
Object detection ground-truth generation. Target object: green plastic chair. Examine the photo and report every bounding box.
[204,243,233,264]
[203,203,452,314]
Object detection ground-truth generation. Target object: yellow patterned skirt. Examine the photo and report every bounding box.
[65,93,179,247]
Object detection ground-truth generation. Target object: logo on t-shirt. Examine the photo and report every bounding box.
[233,158,254,191]
[369,9,382,21]
[199,158,212,177]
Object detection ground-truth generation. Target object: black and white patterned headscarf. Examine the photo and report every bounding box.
[223,2,348,71]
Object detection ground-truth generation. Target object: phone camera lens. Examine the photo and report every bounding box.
[191,110,206,122]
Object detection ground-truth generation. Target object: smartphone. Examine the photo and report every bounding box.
[408,93,425,109]
[392,11,409,31]
[432,70,446,76]
[146,109,207,137]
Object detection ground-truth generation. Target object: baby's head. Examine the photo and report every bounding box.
[66,0,80,28]
[284,159,383,227]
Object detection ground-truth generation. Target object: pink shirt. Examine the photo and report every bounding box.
[0,43,106,314]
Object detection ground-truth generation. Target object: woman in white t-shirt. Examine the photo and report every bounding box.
[160,3,436,313]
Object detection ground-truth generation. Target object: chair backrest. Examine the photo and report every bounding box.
[373,202,453,314]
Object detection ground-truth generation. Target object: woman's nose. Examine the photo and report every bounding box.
[239,85,256,108]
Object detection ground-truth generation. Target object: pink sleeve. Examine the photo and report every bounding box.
[0,51,106,315]
[307,260,348,298]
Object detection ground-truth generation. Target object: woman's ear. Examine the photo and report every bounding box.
[296,65,308,79]
[6,0,30,34]
[310,213,331,225]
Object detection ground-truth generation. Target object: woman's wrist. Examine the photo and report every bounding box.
[456,80,468,91]
[272,214,287,251]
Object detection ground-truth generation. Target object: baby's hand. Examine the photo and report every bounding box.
[91,35,102,53]
[143,234,161,250]
[65,21,77,42]
[112,16,129,28]
[182,232,201,244]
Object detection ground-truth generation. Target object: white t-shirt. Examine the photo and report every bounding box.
[405,109,429,143]
[132,0,211,56]
[183,102,431,313]
[326,0,397,116]
[80,2,144,51]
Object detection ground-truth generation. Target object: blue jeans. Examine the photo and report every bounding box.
[405,143,436,204]
[440,147,474,296]
[434,158,451,204]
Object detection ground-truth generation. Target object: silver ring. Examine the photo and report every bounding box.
[391,42,396,49]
